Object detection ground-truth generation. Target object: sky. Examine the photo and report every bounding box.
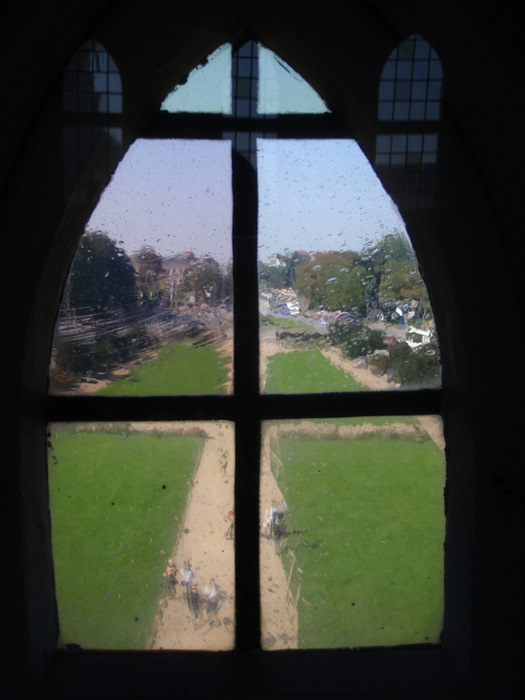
[87,138,409,265]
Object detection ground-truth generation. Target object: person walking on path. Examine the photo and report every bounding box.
[182,560,194,612]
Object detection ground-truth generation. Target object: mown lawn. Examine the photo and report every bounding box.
[48,426,203,649]
[265,348,366,393]
[99,341,230,395]
[274,428,445,648]
[260,314,308,330]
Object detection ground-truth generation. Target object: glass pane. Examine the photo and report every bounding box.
[258,47,329,114]
[378,35,443,127]
[161,45,232,114]
[51,139,233,395]
[260,417,445,649]
[258,139,441,393]
[63,41,122,114]
[49,421,235,650]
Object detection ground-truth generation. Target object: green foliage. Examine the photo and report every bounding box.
[367,232,414,268]
[259,251,308,290]
[288,232,434,322]
[322,268,367,312]
[121,325,153,357]
[329,324,385,359]
[265,349,366,393]
[91,334,121,372]
[52,326,153,382]
[261,314,305,330]
[293,251,365,311]
[179,258,228,305]
[366,349,390,372]
[54,339,93,376]
[68,231,137,313]
[392,342,441,388]
[259,259,289,290]
[48,428,203,649]
[132,246,165,308]
[274,429,446,648]
[378,259,431,316]
[98,341,230,396]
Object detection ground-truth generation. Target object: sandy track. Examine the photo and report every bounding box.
[149,422,235,650]
[147,417,298,650]
[317,345,445,451]
[148,331,443,650]
[261,335,444,451]
[260,426,298,649]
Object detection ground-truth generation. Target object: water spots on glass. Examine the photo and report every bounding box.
[49,421,235,650]
[51,140,233,397]
[260,419,445,649]
[375,36,442,209]
[161,45,233,114]
[258,139,441,393]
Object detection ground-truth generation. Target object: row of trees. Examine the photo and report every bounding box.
[52,232,231,386]
[63,232,231,315]
[69,230,427,321]
[258,232,433,321]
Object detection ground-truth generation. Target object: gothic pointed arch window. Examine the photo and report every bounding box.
[62,40,124,206]
[49,38,445,656]
[375,35,443,209]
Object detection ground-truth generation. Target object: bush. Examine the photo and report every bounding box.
[54,338,93,375]
[91,334,120,373]
[392,341,441,387]
[367,349,390,372]
[121,325,152,358]
[330,325,385,359]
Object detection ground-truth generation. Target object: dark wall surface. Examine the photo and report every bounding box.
[1,2,523,697]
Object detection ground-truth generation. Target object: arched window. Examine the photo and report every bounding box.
[375,35,443,209]
[49,38,445,654]
[62,41,123,206]
[5,3,524,696]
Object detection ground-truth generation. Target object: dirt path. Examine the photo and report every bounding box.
[317,345,445,451]
[144,332,442,650]
[146,417,298,650]
[149,422,235,650]
[259,425,299,649]
[260,335,445,451]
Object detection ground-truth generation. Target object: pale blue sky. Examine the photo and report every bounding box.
[87,138,408,265]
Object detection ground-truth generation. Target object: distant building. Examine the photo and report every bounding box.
[267,253,287,268]
[162,252,198,285]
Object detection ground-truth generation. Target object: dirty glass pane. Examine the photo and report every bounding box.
[63,40,122,115]
[51,139,233,396]
[258,47,329,114]
[257,139,441,393]
[161,45,232,114]
[260,417,445,649]
[49,421,235,650]
[378,35,442,123]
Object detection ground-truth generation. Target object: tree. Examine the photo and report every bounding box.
[294,250,365,310]
[131,245,165,309]
[68,231,137,313]
[179,257,227,305]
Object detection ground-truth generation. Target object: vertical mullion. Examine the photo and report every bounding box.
[232,147,261,651]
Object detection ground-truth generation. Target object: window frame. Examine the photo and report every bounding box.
[49,48,445,653]
[14,31,486,698]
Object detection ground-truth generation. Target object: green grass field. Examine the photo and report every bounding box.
[261,314,308,330]
[48,425,203,649]
[98,341,230,396]
[273,427,445,648]
[265,348,366,393]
